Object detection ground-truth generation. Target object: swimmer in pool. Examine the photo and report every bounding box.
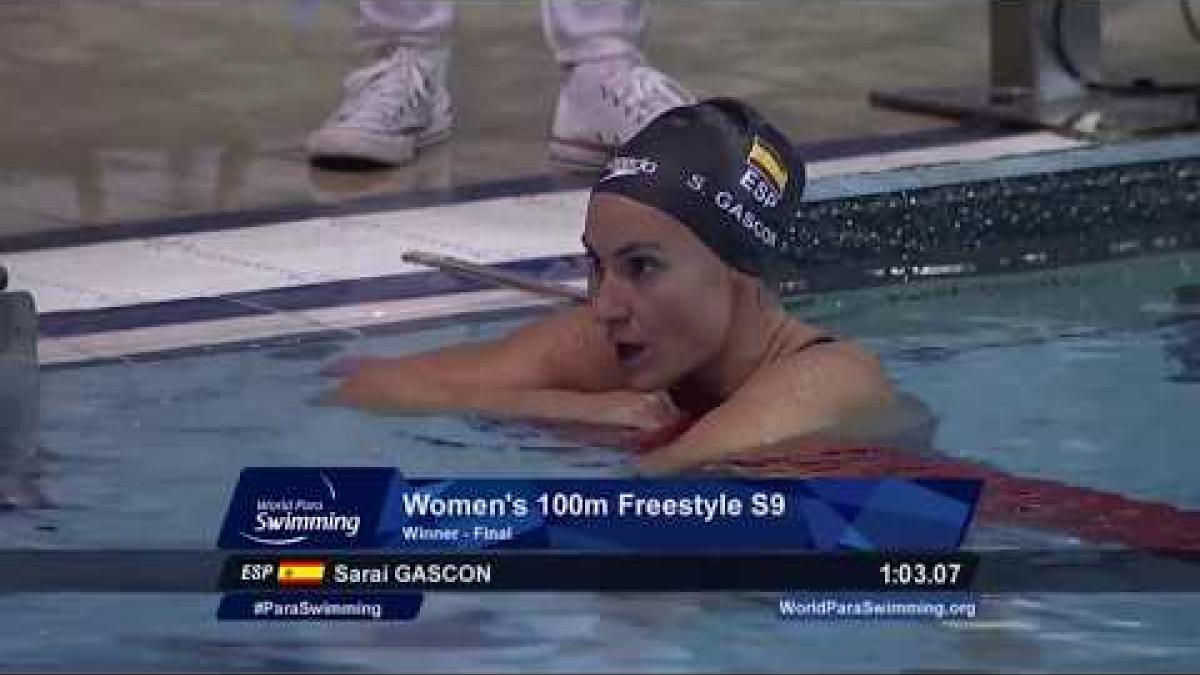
[325,98,918,473]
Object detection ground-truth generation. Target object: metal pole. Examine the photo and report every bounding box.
[0,287,41,509]
[869,1,1197,137]
[989,0,1102,104]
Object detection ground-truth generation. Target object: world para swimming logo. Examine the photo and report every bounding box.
[235,471,362,546]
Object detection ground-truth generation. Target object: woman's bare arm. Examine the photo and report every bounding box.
[322,306,682,430]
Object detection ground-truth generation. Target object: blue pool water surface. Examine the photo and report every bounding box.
[2,251,1199,672]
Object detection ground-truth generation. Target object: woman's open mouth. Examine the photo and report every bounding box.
[615,342,649,368]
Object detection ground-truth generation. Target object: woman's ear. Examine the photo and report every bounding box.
[726,267,762,307]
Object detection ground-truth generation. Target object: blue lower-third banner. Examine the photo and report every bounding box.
[216,469,982,552]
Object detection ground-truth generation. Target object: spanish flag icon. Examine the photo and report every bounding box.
[278,560,325,586]
[748,137,788,193]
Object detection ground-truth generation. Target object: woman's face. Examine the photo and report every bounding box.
[582,193,739,391]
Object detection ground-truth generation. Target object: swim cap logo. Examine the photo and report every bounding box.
[600,156,658,182]
[741,137,788,208]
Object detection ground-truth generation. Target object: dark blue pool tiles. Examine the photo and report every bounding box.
[784,157,1200,276]
[0,125,1011,256]
[38,296,267,338]
[792,223,1200,294]
[803,133,1200,202]
[37,255,589,339]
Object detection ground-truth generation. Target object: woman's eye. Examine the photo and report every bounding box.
[633,257,662,278]
[626,257,661,279]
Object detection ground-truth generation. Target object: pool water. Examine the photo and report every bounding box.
[2,251,1199,672]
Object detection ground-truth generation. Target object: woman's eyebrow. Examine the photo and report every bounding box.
[614,242,663,258]
[582,239,663,259]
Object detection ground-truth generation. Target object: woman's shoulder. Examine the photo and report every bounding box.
[778,321,878,364]
[759,321,894,406]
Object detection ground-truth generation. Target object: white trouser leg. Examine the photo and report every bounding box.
[355,0,455,51]
[541,0,646,65]
[545,0,692,169]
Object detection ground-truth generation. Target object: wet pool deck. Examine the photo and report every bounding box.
[1,1,1196,362]
[1,1,1195,233]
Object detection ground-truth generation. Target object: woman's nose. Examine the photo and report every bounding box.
[590,276,630,323]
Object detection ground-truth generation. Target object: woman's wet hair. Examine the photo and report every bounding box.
[592,98,805,278]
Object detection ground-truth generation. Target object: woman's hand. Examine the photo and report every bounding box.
[315,369,400,409]
[584,390,684,430]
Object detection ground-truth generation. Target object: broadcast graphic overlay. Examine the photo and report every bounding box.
[214,468,984,621]
[0,467,1194,622]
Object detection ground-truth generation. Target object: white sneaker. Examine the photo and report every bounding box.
[307,47,453,168]
[550,59,696,170]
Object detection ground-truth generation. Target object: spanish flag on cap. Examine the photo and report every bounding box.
[748,136,788,193]
[278,560,325,586]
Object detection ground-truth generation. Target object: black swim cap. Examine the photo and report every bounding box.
[592,98,804,277]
